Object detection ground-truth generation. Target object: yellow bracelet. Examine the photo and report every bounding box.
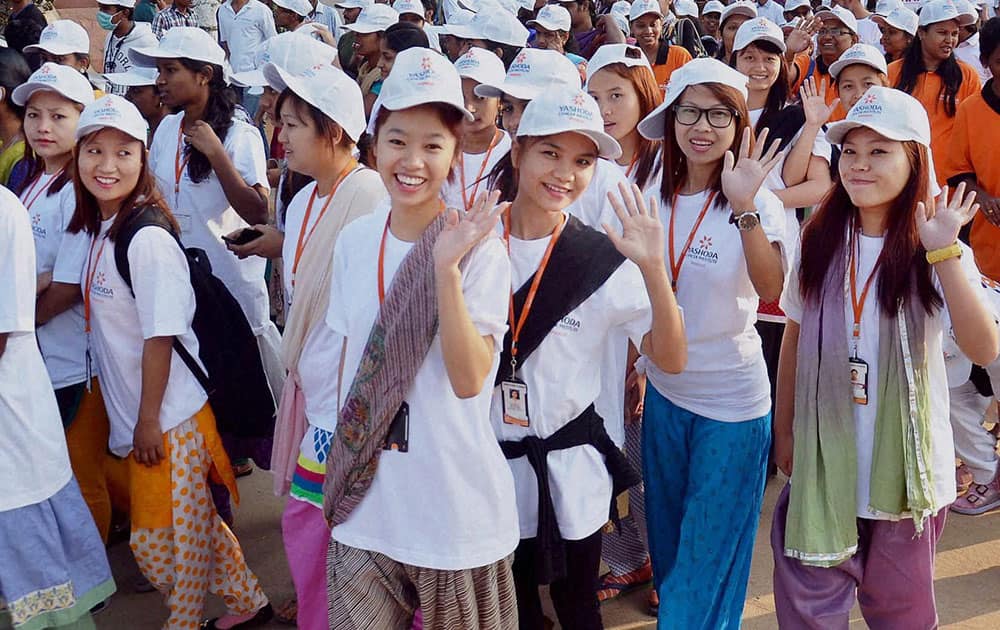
[925,242,963,265]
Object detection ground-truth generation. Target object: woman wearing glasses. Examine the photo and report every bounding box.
[635,58,788,629]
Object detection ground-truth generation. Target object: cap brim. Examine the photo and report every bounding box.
[829,56,886,79]
[826,120,915,145]
[474,80,539,101]
[77,122,147,144]
[637,101,669,140]
[736,34,786,53]
[23,43,83,56]
[630,10,664,21]
[12,81,91,107]
[102,71,157,86]
[722,7,756,22]
[231,69,267,88]
[128,45,178,68]
[381,93,474,121]
[526,18,567,32]
[342,22,386,33]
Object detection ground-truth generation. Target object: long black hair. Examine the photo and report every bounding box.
[180,58,237,183]
[894,27,964,117]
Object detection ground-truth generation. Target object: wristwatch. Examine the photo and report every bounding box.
[729,211,761,232]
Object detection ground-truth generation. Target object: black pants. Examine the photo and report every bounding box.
[512,529,603,630]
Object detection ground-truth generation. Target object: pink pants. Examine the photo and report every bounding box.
[771,484,947,630]
[281,498,331,630]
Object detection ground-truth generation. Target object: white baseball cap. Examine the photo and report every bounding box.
[629,0,663,22]
[826,86,930,146]
[342,4,399,33]
[392,0,425,18]
[274,0,313,17]
[919,0,976,27]
[873,0,903,15]
[76,94,149,145]
[611,0,632,17]
[733,17,787,53]
[952,0,981,25]
[637,57,748,139]
[332,0,371,8]
[673,0,699,18]
[443,5,475,24]
[783,0,812,13]
[103,65,158,87]
[877,7,919,35]
[129,26,226,68]
[585,44,653,86]
[516,88,622,159]
[374,47,473,123]
[100,0,137,8]
[263,62,366,142]
[446,9,529,47]
[475,48,581,100]
[527,5,572,32]
[701,0,725,15]
[454,47,507,88]
[12,62,96,107]
[233,32,336,88]
[23,20,90,56]
[721,1,758,25]
[816,6,859,34]
[829,43,889,79]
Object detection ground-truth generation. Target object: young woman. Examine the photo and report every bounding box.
[715,1,756,63]
[441,47,510,212]
[342,4,400,115]
[629,0,694,91]
[0,47,31,189]
[771,85,998,628]
[130,27,283,476]
[375,21,430,83]
[831,43,891,112]
[452,10,530,70]
[322,48,519,630]
[13,63,131,548]
[494,85,687,630]
[875,6,918,62]
[584,42,664,610]
[811,6,863,104]
[889,0,982,186]
[68,93,272,630]
[635,57,788,628]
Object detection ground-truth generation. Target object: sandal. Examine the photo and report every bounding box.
[956,463,974,496]
[201,604,273,629]
[596,558,652,602]
[273,598,297,626]
[232,460,255,478]
[951,472,1000,515]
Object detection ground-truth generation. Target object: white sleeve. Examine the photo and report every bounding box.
[324,228,352,338]
[756,188,789,269]
[0,197,36,334]
[459,234,511,347]
[127,227,196,340]
[261,5,278,39]
[608,261,653,349]
[779,250,803,324]
[226,122,269,189]
[51,188,89,285]
[810,133,832,164]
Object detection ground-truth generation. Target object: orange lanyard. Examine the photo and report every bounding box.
[667,190,717,291]
[20,168,64,211]
[459,129,502,211]
[83,236,109,334]
[502,210,567,372]
[174,124,190,194]
[377,203,445,304]
[848,232,881,348]
[290,161,357,287]
[624,154,638,179]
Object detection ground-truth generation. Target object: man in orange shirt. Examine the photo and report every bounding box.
[629,0,692,91]
[945,16,1000,281]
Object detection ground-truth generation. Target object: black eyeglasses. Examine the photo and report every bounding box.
[673,104,738,128]
[817,28,852,37]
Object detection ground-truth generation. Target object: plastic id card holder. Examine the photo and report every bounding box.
[501,378,530,427]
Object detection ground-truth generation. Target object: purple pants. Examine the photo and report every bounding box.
[771,484,947,630]
[281,498,331,630]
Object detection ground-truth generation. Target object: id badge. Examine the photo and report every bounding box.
[174,213,192,235]
[849,357,869,405]
[501,378,530,427]
[383,402,409,452]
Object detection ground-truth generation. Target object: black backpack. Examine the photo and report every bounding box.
[113,205,276,440]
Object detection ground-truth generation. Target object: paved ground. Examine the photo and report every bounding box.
[98,472,1000,629]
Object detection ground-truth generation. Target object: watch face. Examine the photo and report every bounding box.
[738,213,759,230]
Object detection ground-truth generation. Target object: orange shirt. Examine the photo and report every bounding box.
[944,87,1000,281]
[790,52,811,94]
[652,44,693,92]
[887,59,982,186]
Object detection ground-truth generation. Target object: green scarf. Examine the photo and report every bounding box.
[784,238,936,567]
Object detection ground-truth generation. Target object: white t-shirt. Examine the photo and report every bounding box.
[756,0,786,25]
[149,112,270,331]
[781,239,985,518]
[956,33,992,84]
[21,174,90,389]
[491,220,652,540]
[324,212,519,570]
[217,0,278,73]
[440,130,511,211]
[0,187,72,512]
[643,188,787,422]
[85,220,207,457]
[566,157,631,229]
[102,23,158,96]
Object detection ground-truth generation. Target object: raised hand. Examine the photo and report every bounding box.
[916,183,979,252]
[799,76,839,127]
[786,16,820,56]
[183,120,225,162]
[604,182,665,271]
[433,190,507,271]
[721,127,784,212]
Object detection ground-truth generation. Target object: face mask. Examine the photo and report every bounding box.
[97,10,121,31]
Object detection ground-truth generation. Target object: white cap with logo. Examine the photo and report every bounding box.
[12,62,96,107]
[638,57,748,140]
[721,1,758,25]
[527,5,572,33]
[475,48,581,101]
[829,43,889,79]
[392,0,425,18]
[517,87,622,160]
[826,86,931,145]
[674,0,699,18]
[919,0,976,27]
[702,0,725,15]
[733,17,787,53]
[454,47,507,88]
[629,0,663,22]
[445,9,529,47]
[232,32,337,88]
[24,20,90,56]
[103,65,159,88]
[274,0,313,17]
[372,47,473,125]
[816,6,859,34]
[877,7,919,35]
[76,94,149,145]
[263,62,366,142]
[342,4,400,33]
[129,26,227,69]
[585,44,653,86]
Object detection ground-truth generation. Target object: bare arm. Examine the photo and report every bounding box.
[436,266,496,398]
[133,336,171,466]
[35,282,81,326]
[937,257,999,366]
[638,262,687,374]
[773,320,799,476]
[774,156,833,209]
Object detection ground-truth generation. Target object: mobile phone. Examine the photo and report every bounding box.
[222,228,263,246]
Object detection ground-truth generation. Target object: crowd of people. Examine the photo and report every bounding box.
[2,0,1000,629]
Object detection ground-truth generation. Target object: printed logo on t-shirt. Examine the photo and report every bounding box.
[31,213,46,238]
[688,234,718,265]
[557,315,582,333]
[91,271,114,298]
